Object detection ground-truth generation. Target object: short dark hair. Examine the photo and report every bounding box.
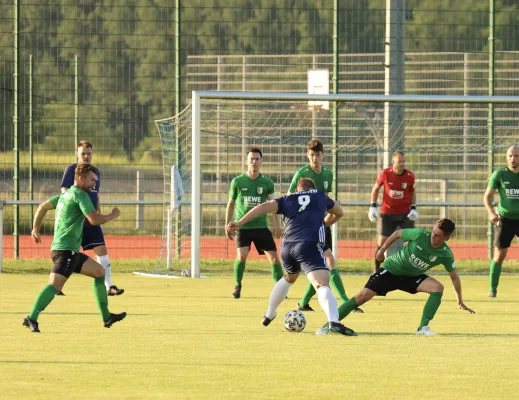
[436,218,455,236]
[296,178,316,191]
[75,163,96,179]
[247,147,262,158]
[307,139,324,153]
[77,140,92,149]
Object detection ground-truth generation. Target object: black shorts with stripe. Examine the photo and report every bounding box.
[236,228,277,255]
[51,250,89,278]
[494,216,519,249]
[365,268,428,296]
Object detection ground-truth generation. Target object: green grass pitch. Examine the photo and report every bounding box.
[1,273,518,399]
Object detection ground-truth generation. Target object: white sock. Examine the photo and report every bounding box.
[96,255,113,288]
[265,278,292,319]
[317,286,339,323]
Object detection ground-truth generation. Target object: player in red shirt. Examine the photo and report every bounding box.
[368,151,419,272]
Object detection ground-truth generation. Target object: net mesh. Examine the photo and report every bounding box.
[154,98,518,274]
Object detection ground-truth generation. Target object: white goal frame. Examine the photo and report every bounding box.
[190,91,519,278]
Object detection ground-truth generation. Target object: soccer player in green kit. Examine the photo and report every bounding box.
[289,139,361,313]
[225,147,283,299]
[23,164,126,333]
[484,145,519,297]
[316,219,475,336]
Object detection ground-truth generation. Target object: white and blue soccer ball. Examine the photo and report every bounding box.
[284,310,306,332]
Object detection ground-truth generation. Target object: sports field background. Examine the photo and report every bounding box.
[4,235,519,261]
[1,274,518,399]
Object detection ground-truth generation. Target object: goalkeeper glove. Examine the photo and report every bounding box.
[368,203,379,222]
[407,205,419,221]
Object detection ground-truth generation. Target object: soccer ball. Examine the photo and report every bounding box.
[180,268,191,277]
[283,310,306,332]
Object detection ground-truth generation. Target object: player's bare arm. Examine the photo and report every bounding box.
[323,201,344,227]
[268,193,281,238]
[227,200,278,233]
[31,200,55,244]
[85,208,120,226]
[448,269,475,314]
[370,183,382,204]
[225,198,236,240]
[483,186,499,224]
[376,230,403,262]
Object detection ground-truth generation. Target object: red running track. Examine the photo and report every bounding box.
[3,235,519,260]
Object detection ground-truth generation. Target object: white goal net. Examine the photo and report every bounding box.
[153,92,519,277]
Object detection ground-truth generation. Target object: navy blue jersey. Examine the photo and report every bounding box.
[276,189,334,243]
[61,163,100,209]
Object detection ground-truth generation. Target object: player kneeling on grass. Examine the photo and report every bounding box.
[315,218,475,336]
[23,164,127,333]
[227,178,356,336]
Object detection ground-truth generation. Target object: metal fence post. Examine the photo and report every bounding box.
[136,170,144,229]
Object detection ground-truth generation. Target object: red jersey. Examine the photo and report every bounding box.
[376,168,415,215]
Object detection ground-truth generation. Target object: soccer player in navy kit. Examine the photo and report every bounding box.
[60,141,124,296]
[227,178,356,336]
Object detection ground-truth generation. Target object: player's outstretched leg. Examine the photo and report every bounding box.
[24,284,59,333]
[329,268,363,313]
[416,292,442,335]
[315,286,357,336]
[263,278,292,326]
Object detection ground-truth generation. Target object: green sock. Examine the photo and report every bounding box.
[28,284,58,321]
[271,263,283,283]
[489,260,502,292]
[322,297,358,328]
[299,283,316,307]
[418,292,443,330]
[233,260,246,287]
[93,276,111,321]
[330,269,349,302]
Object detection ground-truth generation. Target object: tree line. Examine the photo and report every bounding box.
[0,0,518,159]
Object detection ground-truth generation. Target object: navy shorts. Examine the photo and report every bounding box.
[81,223,105,250]
[280,241,328,275]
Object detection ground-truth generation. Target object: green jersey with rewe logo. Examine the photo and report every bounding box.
[289,165,333,194]
[383,228,455,277]
[488,167,519,220]
[230,173,275,229]
[49,185,97,252]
